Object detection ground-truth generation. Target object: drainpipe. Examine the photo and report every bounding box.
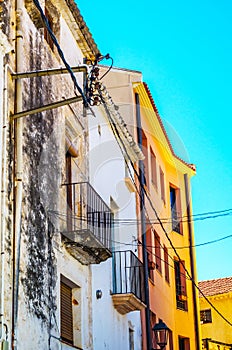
[12,2,24,349]
[184,174,200,350]
[135,93,151,350]
[0,63,13,344]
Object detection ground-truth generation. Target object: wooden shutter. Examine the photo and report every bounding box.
[180,261,187,296]
[164,246,169,282]
[60,281,73,344]
[155,233,162,273]
[185,338,190,350]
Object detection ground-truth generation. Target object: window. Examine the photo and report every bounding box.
[150,148,157,188]
[60,280,73,345]
[44,7,54,50]
[178,336,190,350]
[174,260,187,311]
[154,232,162,274]
[142,130,149,187]
[160,167,165,202]
[129,328,134,350]
[169,330,174,350]
[150,311,157,349]
[146,225,154,281]
[164,246,169,283]
[60,276,81,347]
[200,309,212,324]
[170,186,181,234]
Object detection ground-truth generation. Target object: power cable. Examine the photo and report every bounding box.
[99,57,114,80]
[100,96,232,328]
[32,0,88,106]
[48,207,232,224]
[49,209,232,250]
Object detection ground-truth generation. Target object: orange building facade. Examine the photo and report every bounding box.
[102,67,201,350]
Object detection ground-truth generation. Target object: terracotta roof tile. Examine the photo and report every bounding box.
[198,277,232,297]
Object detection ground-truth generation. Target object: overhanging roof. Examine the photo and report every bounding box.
[133,82,196,175]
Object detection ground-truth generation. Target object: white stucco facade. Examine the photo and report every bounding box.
[88,102,143,350]
[1,1,145,349]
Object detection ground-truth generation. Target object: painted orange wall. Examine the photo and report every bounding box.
[101,67,201,350]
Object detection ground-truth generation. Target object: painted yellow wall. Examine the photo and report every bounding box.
[133,82,201,350]
[200,293,232,344]
[101,68,201,350]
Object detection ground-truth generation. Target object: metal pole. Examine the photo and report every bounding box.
[11,95,83,120]
[12,2,24,349]
[184,173,200,350]
[11,65,89,80]
[135,92,151,350]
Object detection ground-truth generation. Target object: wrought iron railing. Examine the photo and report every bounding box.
[175,283,188,311]
[62,182,113,251]
[112,250,145,304]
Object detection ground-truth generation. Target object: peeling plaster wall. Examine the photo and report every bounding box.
[3,1,92,349]
[0,0,12,37]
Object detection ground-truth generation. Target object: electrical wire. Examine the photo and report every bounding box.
[100,98,232,327]
[49,208,232,250]
[51,204,232,325]
[32,0,88,106]
[64,209,232,225]
[99,57,114,80]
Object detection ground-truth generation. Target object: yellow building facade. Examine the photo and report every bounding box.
[199,277,232,349]
[102,67,201,350]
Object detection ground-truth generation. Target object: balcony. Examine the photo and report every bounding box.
[111,250,146,314]
[61,182,113,265]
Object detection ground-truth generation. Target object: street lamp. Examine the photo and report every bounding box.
[152,320,169,350]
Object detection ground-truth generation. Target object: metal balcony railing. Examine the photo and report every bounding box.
[175,283,188,311]
[112,250,145,304]
[62,182,113,252]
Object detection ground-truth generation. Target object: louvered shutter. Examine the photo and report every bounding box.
[60,281,73,344]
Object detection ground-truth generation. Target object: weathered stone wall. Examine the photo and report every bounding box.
[3,0,90,348]
[0,0,12,37]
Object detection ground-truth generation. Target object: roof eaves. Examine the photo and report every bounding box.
[142,82,196,172]
[65,0,101,59]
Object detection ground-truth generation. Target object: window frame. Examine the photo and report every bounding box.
[150,147,157,188]
[174,260,188,311]
[60,276,81,347]
[129,328,134,350]
[60,280,74,345]
[146,225,155,282]
[169,185,182,234]
[142,130,149,188]
[150,311,157,349]
[200,309,212,324]
[154,232,162,274]
[163,245,169,283]
[159,167,165,203]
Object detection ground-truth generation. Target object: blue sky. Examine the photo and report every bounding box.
[76,0,232,281]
